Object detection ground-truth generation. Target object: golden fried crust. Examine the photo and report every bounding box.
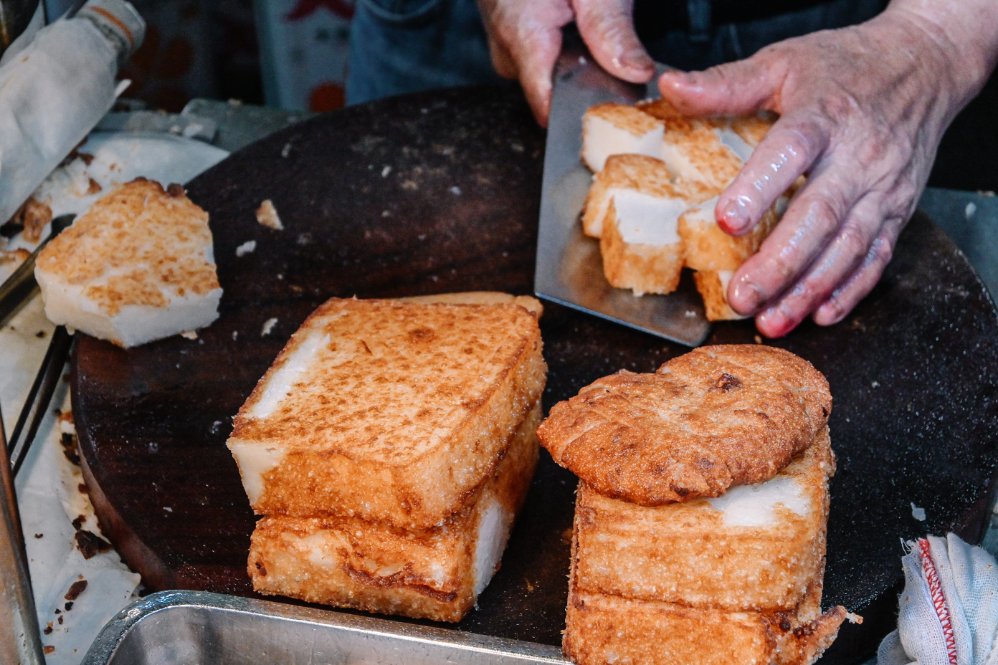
[228,297,547,529]
[537,345,831,504]
[248,404,540,622]
[600,204,684,296]
[680,205,777,273]
[563,584,847,665]
[35,178,219,316]
[572,428,834,611]
[587,102,662,134]
[694,271,744,321]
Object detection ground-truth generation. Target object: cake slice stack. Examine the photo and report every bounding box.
[538,345,853,665]
[227,292,547,622]
[580,98,793,317]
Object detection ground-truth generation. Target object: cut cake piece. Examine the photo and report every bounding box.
[227,295,546,530]
[582,153,677,238]
[34,178,222,348]
[581,103,664,172]
[678,195,777,273]
[694,270,743,321]
[248,403,540,622]
[638,98,750,190]
[592,155,715,296]
[571,427,834,611]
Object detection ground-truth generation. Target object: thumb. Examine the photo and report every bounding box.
[573,0,654,83]
[658,53,784,116]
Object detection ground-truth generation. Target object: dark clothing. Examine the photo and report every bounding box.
[346,0,887,105]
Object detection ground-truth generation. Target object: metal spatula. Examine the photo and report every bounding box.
[533,32,710,347]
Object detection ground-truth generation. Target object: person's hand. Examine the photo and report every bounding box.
[476,0,654,125]
[659,5,997,337]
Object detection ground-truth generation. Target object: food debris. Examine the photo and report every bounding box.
[44,646,55,655]
[449,186,462,196]
[965,202,977,219]
[232,330,239,341]
[261,318,278,337]
[74,530,112,559]
[61,432,80,465]
[65,579,88,601]
[180,330,198,340]
[296,232,312,246]
[525,579,536,592]
[381,165,392,177]
[910,503,926,521]
[281,142,292,158]
[43,624,53,635]
[12,196,53,242]
[87,177,102,195]
[235,240,257,257]
[256,199,284,230]
[64,602,74,611]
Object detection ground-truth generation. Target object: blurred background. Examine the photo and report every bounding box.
[34,0,998,192]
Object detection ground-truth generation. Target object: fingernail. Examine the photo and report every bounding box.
[718,199,750,234]
[730,274,762,312]
[756,306,793,338]
[619,50,653,73]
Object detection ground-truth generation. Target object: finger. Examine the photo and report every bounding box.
[573,0,653,83]
[715,113,830,234]
[812,217,906,326]
[727,167,865,316]
[513,26,564,126]
[485,33,518,79]
[657,51,785,117]
[753,197,886,337]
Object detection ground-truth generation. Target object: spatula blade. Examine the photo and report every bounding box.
[533,34,710,347]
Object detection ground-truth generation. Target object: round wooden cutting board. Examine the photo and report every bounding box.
[72,87,998,663]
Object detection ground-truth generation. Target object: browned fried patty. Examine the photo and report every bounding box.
[537,345,831,505]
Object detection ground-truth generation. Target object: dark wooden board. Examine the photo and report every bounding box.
[72,87,998,664]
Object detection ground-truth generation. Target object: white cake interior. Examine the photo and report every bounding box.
[707,475,810,527]
[612,190,687,246]
[36,267,221,348]
[583,115,663,172]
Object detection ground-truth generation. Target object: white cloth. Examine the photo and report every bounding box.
[878,533,998,665]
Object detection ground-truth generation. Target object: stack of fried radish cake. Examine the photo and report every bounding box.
[538,344,855,665]
[227,292,546,622]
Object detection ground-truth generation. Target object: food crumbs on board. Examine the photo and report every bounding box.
[261,318,278,337]
[910,503,926,521]
[235,240,256,257]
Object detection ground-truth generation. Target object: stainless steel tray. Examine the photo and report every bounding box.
[83,590,567,665]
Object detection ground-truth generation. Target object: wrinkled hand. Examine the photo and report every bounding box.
[476,0,654,125]
[659,8,994,337]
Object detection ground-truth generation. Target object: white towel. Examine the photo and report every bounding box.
[878,533,998,665]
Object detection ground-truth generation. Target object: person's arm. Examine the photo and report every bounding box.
[659,1,998,336]
[476,0,653,125]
